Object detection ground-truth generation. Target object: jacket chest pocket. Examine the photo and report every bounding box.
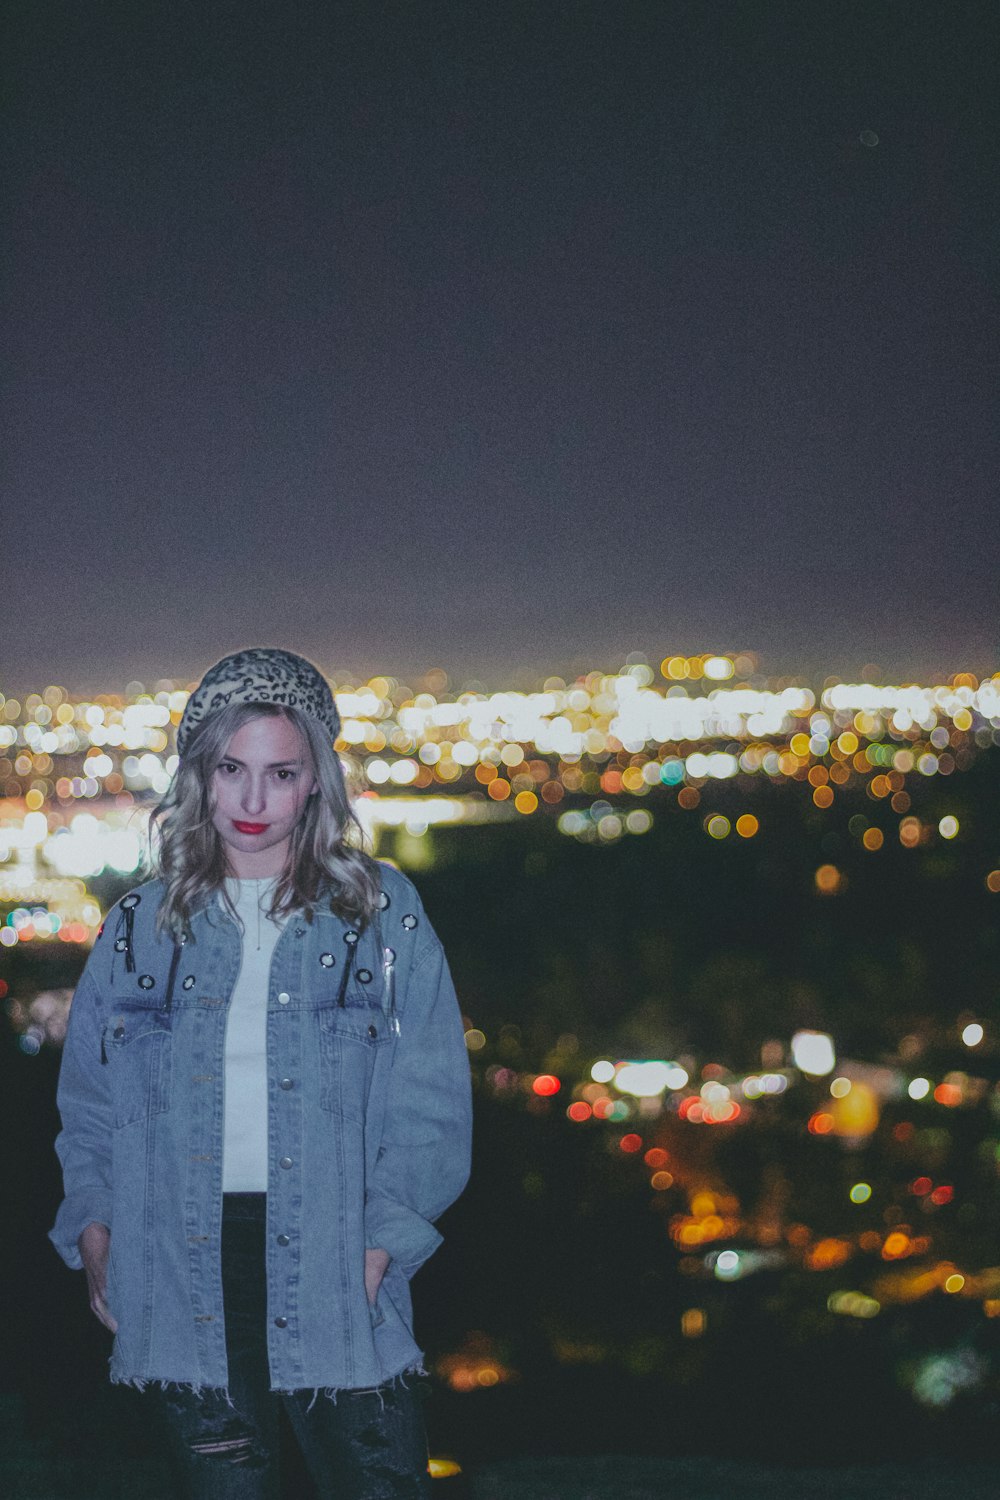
[317,1005,392,1123]
[102,1010,173,1127]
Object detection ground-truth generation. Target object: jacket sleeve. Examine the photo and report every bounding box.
[364,937,472,1278]
[49,966,113,1270]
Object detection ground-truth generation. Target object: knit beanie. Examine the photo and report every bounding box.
[176,647,341,756]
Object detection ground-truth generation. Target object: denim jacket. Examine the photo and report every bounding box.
[49,861,472,1397]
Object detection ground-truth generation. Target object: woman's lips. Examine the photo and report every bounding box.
[233,821,269,834]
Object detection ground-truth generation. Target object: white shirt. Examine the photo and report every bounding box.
[220,876,289,1191]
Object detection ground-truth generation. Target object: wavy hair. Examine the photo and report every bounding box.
[148,702,381,941]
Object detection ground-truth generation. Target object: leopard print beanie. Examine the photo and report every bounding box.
[176,647,341,756]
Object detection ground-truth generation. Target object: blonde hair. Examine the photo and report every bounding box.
[149,703,381,941]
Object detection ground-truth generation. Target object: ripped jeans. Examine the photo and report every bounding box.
[149,1194,432,1499]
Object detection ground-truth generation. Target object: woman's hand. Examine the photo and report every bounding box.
[364,1247,390,1305]
[79,1222,117,1332]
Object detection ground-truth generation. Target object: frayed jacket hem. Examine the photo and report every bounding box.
[110,1362,429,1413]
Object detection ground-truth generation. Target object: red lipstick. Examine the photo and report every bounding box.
[233,821,269,834]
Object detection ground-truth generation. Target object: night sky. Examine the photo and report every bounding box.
[5,1,998,692]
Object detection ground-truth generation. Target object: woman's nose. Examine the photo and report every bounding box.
[241,778,266,815]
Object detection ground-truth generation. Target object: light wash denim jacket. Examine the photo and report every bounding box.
[49,861,472,1397]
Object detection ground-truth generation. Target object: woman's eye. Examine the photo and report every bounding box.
[218,762,240,775]
[275,769,296,781]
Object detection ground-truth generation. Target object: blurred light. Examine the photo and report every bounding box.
[532,1074,560,1097]
[938,816,959,840]
[615,1061,674,1097]
[908,1077,931,1100]
[849,1183,872,1204]
[827,1291,880,1319]
[464,1029,486,1051]
[735,814,759,838]
[792,1030,836,1076]
[427,1457,463,1478]
[962,1023,984,1047]
[591,1061,615,1083]
[830,1077,852,1098]
[680,1309,706,1338]
[714,1250,742,1281]
[619,1134,643,1153]
[944,1274,965,1293]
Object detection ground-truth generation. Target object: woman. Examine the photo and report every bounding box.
[50,647,473,1498]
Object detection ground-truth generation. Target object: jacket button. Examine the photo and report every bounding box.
[276,1233,290,1247]
[279,1156,293,1170]
[279,1078,294,1091]
[274,1316,288,1329]
[277,991,291,1005]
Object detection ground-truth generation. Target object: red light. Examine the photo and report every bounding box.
[930,1185,954,1206]
[0,979,7,998]
[933,1083,961,1107]
[911,1176,932,1196]
[567,1101,592,1122]
[592,1098,614,1119]
[892,1121,915,1142]
[620,1134,643,1153]
[532,1074,561,1097]
[809,1112,835,1135]
[644,1147,669,1169]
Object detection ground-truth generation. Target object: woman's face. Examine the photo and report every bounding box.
[210,713,318,877]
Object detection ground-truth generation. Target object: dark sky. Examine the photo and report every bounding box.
[4,1,998,692]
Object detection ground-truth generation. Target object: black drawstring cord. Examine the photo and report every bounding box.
[123,905,136,973]
[336,939,355,1007]
[163,940,182,1013]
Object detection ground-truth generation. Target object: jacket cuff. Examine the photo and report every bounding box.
[364,1196,444,1278]
[49,1190,113,1271]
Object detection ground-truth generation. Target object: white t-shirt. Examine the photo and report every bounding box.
[220,876,290,1192]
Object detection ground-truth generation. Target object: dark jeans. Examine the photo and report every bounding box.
[149,1194,432,1500]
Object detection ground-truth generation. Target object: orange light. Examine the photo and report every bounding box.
[735,814,759,838]
[532,1074,560,1097]
[933,1083,961,1107]
[809,1111,835,1135]
[644,1147,669,1168]
[882,1232,912,1260]
[567,1101,591,1122]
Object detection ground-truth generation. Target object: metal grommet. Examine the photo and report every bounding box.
[357,968,372,983]
[182,975,196,991]
[383,946,396,962]
[138,975,155,990]
[319,953,335,968]
[112,1024,125,1040]
[114,938,127,952]
[378,891,391,910]
[120,894,140,910]
[401,913,418,930]
[344,929,359,946]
